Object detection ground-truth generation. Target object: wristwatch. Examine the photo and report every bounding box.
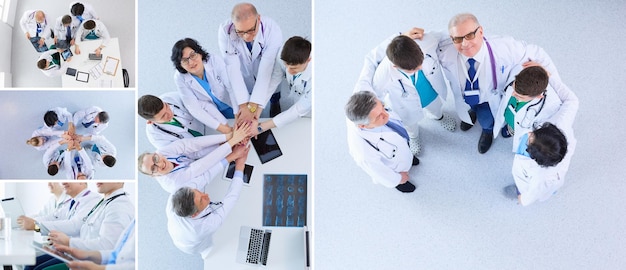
[34,222,41,232]
[257,125,263,133]
[247,103,257,113]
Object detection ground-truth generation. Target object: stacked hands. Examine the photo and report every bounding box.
[59,123,84,150]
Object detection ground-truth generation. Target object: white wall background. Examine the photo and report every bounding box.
[136,0,311,269]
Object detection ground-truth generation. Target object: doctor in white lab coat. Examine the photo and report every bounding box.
[63,147,95,180]
[20,9,51,52]
[69,1,99,23]
[74,106,109,135]
[31,183,70,220]
[52,15,80,49]
[75,19,110,55]
[218,3,283,135]
[31,183,100,233]
[42,138,67,176]
[355,33,458,155]
[346,91,418,192]
[172,38,240,134]
[138,125,251,194]
[28,127,64,151]
[432,13,560,153]
[166,148,249,259]
[81,134,118,168]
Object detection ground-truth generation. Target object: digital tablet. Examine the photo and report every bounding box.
[32,243,74,263]
[223,162,253,185]
[60,49,73,61]
[0,197,25,228]
[76,71,89,83]
[66,68,77,76]
[88,53,102,60]
[250,129,283,164]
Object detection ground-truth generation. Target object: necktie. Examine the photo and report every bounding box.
[466,58,479,90]
[77,16,84,24]
[82,120,94,128]
[385,120,410,142]
[69,199,76,210]
[36,23,42,37]
[74,155,83,173]
[246,41,253,52]
[66,25,72,41]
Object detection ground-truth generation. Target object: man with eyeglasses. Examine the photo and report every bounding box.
[138,92,208,157]
[355,33,459,156]
[493,65,578,153]
[137,124,252,193]
[346,91,420,193]
[218,2,284,137]
[166,146,250,258]
[407,13,564,153]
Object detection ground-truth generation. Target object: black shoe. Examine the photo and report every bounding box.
[395,181,416,193]
[478,131,493,154]
[412,156,420,166]
[501,126,512,138]
[503,184,520,200]
[270,102,281,117]
[460,111,477,131]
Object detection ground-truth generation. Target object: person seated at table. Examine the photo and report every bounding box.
[137,123,251,193]
[37,50,66,77]
[75,19,110,57]
[70,1,99,23]
[52,15,80,53]
[20,9,51,52]
[171,38,241,135]
[167,146,250,259]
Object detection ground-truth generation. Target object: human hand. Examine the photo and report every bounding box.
[66,260,105,270]
[54,244,88,260]
[26,32,31,39]
[234,145,251,170]
[38,38,46,47]
[48,230,70,246]
[17,216,36,230]
[217,123,233,134]
[75,45,81,55]
[230,121,252,146]
[399,172,409,184]
[94,47,102,57]
[403,27,425,40]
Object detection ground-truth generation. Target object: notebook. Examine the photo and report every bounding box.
[236,226,272,266]
[0,197,25,228]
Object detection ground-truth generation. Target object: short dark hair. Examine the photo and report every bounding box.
[171,187,197,217]
[280,36,311,65]
[61,15,72,25]
[386,35,424,70]
[103,155,116,167]
[37,59,48,70]
[97,111,109,123]
[44,111,58,127]
[47,164,59,176]
[345,91,378,125]
[70,3,85,16]
[83,20,95,30]
[171,38,209,74]
[527,122,568,167]
[514,66,549,97]
[138,95,165,120]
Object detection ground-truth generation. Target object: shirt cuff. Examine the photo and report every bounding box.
[220,158,228,167]
[234,171,244,179]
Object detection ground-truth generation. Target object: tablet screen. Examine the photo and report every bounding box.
[224,162,253,184]
[251,129,283,164]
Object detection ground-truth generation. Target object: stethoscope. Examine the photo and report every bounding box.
[290,74,308,96]
[397,54,436,98]
[152,103,189,140]
[52,197,72,219]
[363,137,398,159]
[459,37,499,96]
[67,190,92,219]
[517,91,547,129]
[168,155,189,173]
[226,20,266,59]
[198,202,224,219]
[82,193,127,226]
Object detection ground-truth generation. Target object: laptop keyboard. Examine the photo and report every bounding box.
[260,231,271,265]
[246,228,264,264]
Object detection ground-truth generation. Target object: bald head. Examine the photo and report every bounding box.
[231,3,258,22]
[35,10,46,23]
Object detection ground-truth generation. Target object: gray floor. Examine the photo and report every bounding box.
[10,0,136,88]
[136,1,311,269]
[0,90,136,180]
[314,1,626,269]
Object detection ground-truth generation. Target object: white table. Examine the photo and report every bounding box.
[204,118,312,270]
[61,37,124,88]
[0,230,36,265]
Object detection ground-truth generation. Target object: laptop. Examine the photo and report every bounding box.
[0,197,25,228]
[250,129,283,164]
[236,226,272,266]
[303,226,311,270]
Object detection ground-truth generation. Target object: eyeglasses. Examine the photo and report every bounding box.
[235,17,258,36]
[451,26,480,44]
[180,51,199,66]
[150,154,160,174]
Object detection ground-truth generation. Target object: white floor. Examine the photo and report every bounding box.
[314,1,626,269]
[10,0,136,88]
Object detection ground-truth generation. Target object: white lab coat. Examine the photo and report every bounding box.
[155,135,232,193]
[272,61,312,128]
[355,33,451,136]
[20,10,51,38]
[63,148,95,179]
[75,19,110,47]
[166,172,244,258]
[218,16,283,108]
[38,50,65,78]
[74,106,108,135]
[69,1,99,21]
[32,192,70,221]
[513,125,577,206]
[146,92,206,153]
[45,107,73,130]
[346,113,413,188]
[494,76,579,151]
[71,188,134,251]
[40,188,101,237]
[86,134,117,167]
[99,220,135,270]
[30,127,64,151]
[436,34,559,124]
[52,15,80,42]
[175,56,239,131]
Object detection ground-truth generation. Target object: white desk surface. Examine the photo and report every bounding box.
[204,118,312,270]
[61,37,124,88]
[0,230,36,265]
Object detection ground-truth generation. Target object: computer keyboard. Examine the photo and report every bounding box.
[246,228,264,264]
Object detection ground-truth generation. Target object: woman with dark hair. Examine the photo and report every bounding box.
[171,38,241,134]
